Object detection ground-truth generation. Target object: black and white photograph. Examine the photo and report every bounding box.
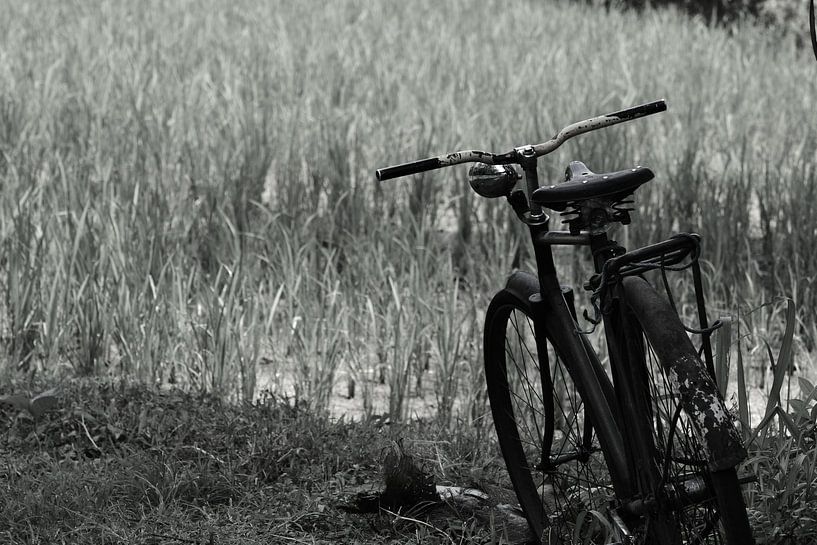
[1,0,815,543]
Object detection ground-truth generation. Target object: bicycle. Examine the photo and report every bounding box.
[375,100,754,544]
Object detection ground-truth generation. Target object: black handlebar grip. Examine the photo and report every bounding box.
[608,99,667,120]
[376,157,443,181]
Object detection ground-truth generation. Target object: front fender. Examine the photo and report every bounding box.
[502,271,540,303]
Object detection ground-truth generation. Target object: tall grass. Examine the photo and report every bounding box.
[0,0,815,413]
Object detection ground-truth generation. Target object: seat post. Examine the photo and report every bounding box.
[589,232,626,274]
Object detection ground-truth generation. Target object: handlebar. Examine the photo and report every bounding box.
[375,99,667,181]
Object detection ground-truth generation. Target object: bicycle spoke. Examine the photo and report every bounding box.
[508,312,545,447]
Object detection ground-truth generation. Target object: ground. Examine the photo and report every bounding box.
[0,379,517,545]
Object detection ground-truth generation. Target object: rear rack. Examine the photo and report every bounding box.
[586,233,719,381]
[603,233,700,278]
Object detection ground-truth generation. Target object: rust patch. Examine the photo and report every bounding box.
[669,354,746,471]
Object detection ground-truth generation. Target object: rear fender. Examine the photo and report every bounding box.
[621,276,746,471]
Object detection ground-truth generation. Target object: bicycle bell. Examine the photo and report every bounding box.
[468,163,520,198]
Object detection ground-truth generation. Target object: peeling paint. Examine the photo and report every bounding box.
[668,354,746,471]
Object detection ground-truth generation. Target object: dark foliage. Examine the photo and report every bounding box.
[380,440,439,511]
[600,0,800,29]
[620,0,762,23]
[0,379,505,543]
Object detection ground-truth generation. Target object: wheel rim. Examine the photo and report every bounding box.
[489,303,616,544]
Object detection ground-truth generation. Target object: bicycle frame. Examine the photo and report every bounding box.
[514,161,735,510]
[520,216,634,497]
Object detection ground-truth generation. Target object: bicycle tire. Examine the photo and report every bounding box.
[484,282,619,544]
[619,275,754,544]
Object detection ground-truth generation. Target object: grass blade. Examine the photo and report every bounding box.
[736,333,750,439]
[715,316,732,398]
[764,299,796,419]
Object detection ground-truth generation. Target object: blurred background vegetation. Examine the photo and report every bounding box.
[0,0,814,418]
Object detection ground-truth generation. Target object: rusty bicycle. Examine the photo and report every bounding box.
[376,100,754,544]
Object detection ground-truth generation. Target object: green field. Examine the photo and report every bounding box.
[1,0,817,542]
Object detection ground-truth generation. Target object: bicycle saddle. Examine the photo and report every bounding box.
[532,161,654,211]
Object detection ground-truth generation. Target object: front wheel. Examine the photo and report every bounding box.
[484,285,618,544]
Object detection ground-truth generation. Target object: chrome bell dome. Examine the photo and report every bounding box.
[467,163,519,198]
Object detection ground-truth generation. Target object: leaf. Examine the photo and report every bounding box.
[752,406,802,444]
[811,0,817,63]
[788,399,808,420]
[107,424,125,441]
[715,316,732,398]
[0,394,31,413]
[29,387,60,418]
[387,276,401,309]
[764,299,796,419]
[797,377,816,403]
[736,336,749,440]
[749,405,776,443]
[138,407,149,436]
[777,407,802,441]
